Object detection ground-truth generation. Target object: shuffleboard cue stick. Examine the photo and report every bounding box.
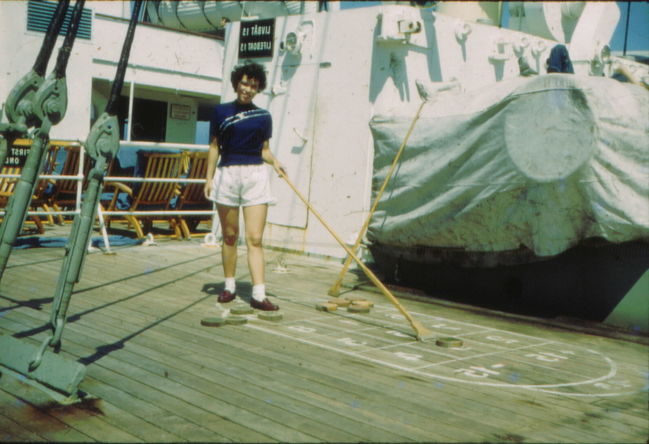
[279,170,434,341]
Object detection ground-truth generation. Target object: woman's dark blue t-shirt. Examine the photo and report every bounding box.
[209,101,272,167]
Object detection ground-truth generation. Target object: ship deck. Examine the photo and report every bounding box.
[0,226,647,443]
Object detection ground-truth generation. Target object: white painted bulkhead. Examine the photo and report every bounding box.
[219,3,587,259]
[220,7,383,258]
[3,0,640,262]
[0,1,94,141]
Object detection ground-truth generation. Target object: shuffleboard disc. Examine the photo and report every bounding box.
[436,337,463,348]
[347,304,370,314]
[349,300,373,309]
[346,296,371,303]
[316,302,338,312]
[258,311,283,322]
[201,317,225,327]
[328,297,351,307]
[231,305,254,315]
[225,316,248,325]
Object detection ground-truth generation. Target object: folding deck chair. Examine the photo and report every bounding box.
[49,144,91,224]
[176,151,214,239]
[103,152,184,239]
[0,141,60,233]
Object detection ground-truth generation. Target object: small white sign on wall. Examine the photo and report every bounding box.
[170,103,191,120]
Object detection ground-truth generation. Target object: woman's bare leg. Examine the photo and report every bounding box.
[242,204,268,286]
[217,204,240,278]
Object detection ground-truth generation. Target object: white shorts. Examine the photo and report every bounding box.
[209,164,275,207]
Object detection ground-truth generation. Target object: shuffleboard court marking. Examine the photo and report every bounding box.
[349,304,618,366]
[242,297,647,397]
[411,342,555,369]
[279,303,596,377]
[244,322,638,396]
[284,312,576,372]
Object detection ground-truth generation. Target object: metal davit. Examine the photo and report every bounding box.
[0,0,70,168]
[0,0,142,404]
[0,0,82,278]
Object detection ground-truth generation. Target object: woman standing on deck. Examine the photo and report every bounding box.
[204,61,285,311]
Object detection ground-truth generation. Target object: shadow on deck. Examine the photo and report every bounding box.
[0,237,647,442]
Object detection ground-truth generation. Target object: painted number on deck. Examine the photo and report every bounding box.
[289,326,317,334]
[430,323,462,331]
[486,335,519,344]
[394,352,423,362]
[338,337,367,347]
[455,364,505,378]
[524,351,573,362]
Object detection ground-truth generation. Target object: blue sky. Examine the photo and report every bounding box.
[340,1,648,52]
[609,1,649,52]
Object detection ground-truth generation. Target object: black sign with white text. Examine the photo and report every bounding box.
[3,146,29,167]
[238,19,275,59]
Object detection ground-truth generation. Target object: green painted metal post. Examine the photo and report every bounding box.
[49,115,118,351]
[51,161,104,337]
[0,126,52,276]
[0,1,140,403]
[0,0,84,280]
[30,0,142,365]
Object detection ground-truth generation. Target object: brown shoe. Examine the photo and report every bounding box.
[218,290,236,303]
[250,298,279,311]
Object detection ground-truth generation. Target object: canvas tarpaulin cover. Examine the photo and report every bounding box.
[367,74,649,257]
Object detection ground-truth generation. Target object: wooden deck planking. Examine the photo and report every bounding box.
[0,260,640,444]
[2,269,433,442]
[0,310,272,443]
[0,413,48,442]
[182,316,633,443]
[6,260,390,440]
[53,296,468,442]
[66,258,532,442]
[0,317,148,442]
[0,371,145,443]
[48,283,454,442]
[254,281,645,421]
[63,282,644,442]
[1,249,273,442]
[0,240,647,443]
[7,255,476,442]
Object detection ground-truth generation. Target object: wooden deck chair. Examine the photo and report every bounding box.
[30,142,61,227]
[0,141,60,233]
[176,151,214,238]
[103,152,184,239]
[0,166,44,234]
[49,144,91,224]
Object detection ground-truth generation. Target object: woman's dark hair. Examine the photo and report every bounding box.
[231,61,267,92]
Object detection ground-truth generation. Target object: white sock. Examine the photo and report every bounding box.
[224,277,236,293]
[252,284,266,302]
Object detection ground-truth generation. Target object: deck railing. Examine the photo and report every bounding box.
[0,139,220,248]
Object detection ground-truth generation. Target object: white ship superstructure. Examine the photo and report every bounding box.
[1,1,647,264]
[1,1,225,145]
